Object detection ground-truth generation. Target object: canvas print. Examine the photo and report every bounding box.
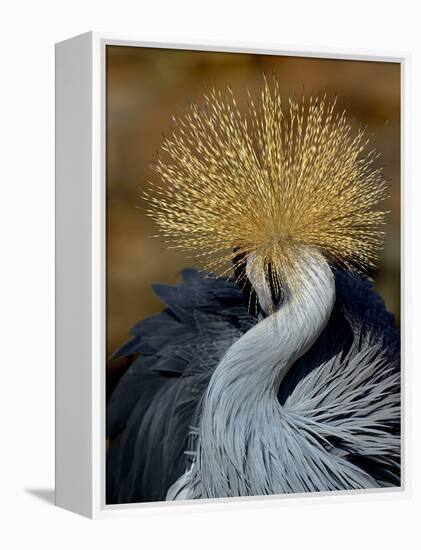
[105,47,400,504]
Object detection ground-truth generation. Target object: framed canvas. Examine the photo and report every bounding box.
[55,32,409,518]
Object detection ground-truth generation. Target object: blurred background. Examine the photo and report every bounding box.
[106,46,400,360]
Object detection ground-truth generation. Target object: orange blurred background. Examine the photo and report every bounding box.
[106,46,400,358]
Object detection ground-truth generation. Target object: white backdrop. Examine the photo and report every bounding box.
[1,0,419,548]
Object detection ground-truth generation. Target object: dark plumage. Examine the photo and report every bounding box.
[106,268,399,504]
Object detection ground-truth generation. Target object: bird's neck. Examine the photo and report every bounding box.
[195,252,336,497]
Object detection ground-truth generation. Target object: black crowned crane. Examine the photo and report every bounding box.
[106,79,400,503]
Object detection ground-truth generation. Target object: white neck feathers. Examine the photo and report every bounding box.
[194,251,336,497]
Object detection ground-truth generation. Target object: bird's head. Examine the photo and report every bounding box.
[145,78,387,315]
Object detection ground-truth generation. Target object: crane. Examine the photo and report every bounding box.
[106,78,400,503]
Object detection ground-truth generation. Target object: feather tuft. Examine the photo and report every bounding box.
[145,77,388,295]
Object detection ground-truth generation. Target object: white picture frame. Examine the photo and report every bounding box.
[55,31,410,519]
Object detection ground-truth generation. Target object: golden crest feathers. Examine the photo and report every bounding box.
[144,77,387,292]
